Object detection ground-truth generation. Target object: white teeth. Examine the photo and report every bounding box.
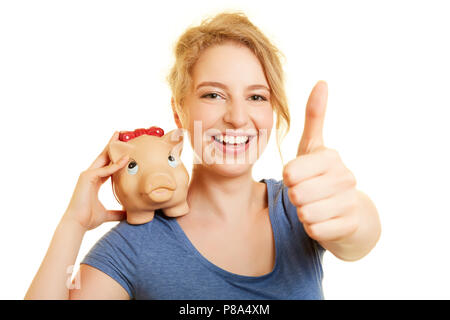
[214,135,250,144]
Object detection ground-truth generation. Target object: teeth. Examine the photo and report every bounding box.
[214,135,250,144]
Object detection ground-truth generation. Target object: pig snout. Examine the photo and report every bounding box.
[144,173,177,203]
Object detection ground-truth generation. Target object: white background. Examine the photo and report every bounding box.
[1,0,449,299]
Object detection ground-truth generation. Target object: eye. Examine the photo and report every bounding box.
[201,92,223,100]
[249,95,267,101]
[127,160,138,175]
[168,155,178,168]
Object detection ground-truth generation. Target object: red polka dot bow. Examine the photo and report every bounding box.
[119,126,164,142]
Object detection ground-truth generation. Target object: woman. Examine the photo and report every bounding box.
[25,12,381,299]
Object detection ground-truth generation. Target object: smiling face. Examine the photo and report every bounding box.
[176,41,274,177]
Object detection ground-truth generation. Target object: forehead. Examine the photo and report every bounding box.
[191,42,269,88]
[128,135,171,158]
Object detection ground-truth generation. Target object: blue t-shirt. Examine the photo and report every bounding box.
[81,178,325,299]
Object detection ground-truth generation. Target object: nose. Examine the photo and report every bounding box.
[144,173,176,203]
[223,99,249,128]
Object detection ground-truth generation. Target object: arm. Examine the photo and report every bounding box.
[69,264,129,300]
[25,212,129,300]
[318,190,381,261]
[25,213,84,299]
[25,131,130,299]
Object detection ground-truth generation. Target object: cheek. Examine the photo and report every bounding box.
[173,165,190,194]
[251,106,273,135]
[190,104,220,126]
[185,105,222,144]
[114,173,139,202]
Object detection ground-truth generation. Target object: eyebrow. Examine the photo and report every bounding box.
[195,81,270,92]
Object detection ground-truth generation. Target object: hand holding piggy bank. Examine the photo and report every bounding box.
[108,127,190,224]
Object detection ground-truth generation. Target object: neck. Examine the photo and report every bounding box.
[187,163,264,223]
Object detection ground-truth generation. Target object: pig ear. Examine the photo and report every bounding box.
[108,140,134,163]
[163,129,184,157]
[162,128,184,146]
[171,139,184,158]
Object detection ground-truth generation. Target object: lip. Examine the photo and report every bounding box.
[151,187,173,194]
[210,131,258,137]
[146,187,174,203]
[141,187,175,196]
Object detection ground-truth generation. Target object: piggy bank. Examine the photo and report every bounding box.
[107,127,190,224]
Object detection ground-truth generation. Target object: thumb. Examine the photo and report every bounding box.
[297,80,328,156]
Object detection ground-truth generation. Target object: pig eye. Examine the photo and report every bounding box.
[168,155,178,168]
[127,160,138,175]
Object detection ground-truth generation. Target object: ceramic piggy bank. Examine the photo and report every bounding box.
[108,127,190,224]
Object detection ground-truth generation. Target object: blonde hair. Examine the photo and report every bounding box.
[167,12,290,162]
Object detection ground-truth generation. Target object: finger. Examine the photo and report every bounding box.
[105,210,127,222]
[297,189,358,225]
[88,131,120,170]
[283,149,333,187]
[287,171,355,206]
[297,80,328,156]
[94,155,129,178]
[99,173,111,185]
[303,214,359,242]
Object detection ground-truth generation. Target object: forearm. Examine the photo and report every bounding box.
[25,212,86,300]
[319,190,381,261]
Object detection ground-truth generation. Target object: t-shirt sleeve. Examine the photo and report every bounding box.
[279,179,326,255]
[80,221,144,299]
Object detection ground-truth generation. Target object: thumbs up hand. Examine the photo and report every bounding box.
[283,81,360,244]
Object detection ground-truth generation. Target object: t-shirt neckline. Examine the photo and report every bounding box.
[168,178,281,282]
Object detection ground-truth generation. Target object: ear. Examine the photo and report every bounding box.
[163,128,184,156]
[171,97,183,129]
[108,140,134,163]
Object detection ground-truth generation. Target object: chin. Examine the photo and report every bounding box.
[207,161,254,178]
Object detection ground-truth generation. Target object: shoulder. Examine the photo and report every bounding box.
[80,214,174,298]
[263,178,326,254]
[82,211,181,264]
[91,220,149,254]
[81,220,149,269]
[262,178,296,227]
[84,213,176,258]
